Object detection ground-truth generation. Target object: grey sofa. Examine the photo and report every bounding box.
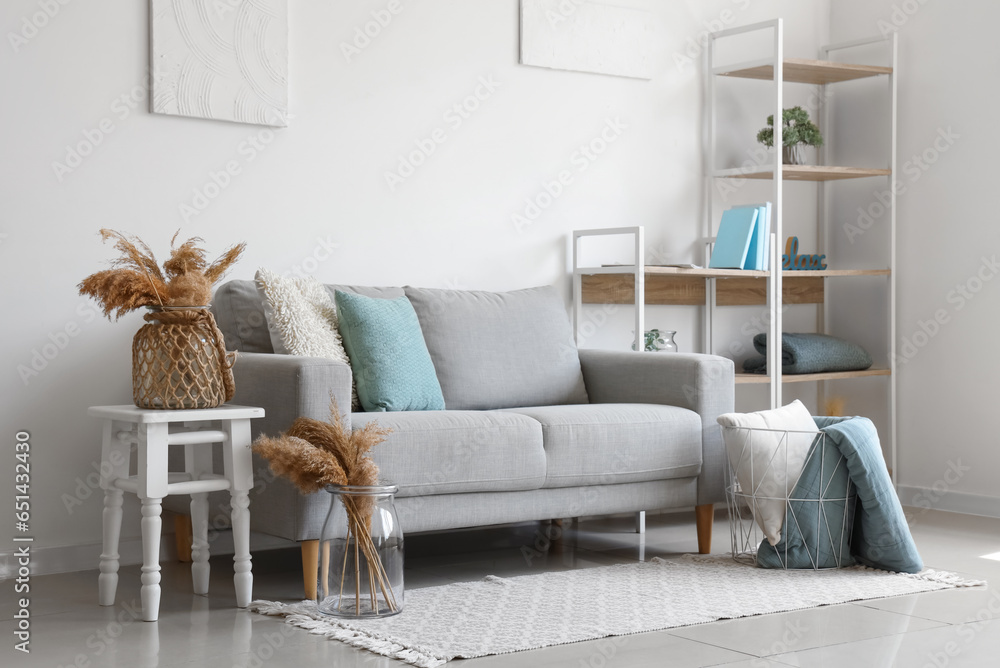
[209,280,734,596]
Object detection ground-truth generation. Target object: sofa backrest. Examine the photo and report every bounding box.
[212,280,589,410]
[212,280,404,353]
[404,286,589,410]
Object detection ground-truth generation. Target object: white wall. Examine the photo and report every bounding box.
[828,0,1000,516]
[0,0,832,574]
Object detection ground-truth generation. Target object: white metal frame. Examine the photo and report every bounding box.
[817,32,899,484]
[706,21,898,483]
[572,226,645,353]
[724,425,857,569]
[707,19,784,409]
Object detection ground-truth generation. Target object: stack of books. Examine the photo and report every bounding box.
[708,203,772,270]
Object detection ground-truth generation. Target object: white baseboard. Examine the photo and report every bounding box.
[0,531,295,579]
[897,485,1000,519]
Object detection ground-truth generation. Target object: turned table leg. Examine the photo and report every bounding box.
[190,492,210,595]
[140,498,163,621]
[99,488,123,606]
[224,418,254,608]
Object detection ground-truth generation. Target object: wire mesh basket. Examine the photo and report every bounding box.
[723,424,856,569]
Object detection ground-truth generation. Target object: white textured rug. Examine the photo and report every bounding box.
[250,555,984,667]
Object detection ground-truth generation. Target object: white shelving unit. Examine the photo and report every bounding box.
[707,19,898,477]
[572,19,898,480]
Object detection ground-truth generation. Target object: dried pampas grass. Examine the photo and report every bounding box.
[253,401,396,613]
[252,435,348,494]
[78,229,246,320]
[253,400,391,493]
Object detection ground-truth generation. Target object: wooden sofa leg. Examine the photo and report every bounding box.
[301,540,319,601]
[174,515,193,563]
[695,504,714,554]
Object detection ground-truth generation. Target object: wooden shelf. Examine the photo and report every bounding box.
[735,368,891,384]
[717,58,892,85]
[581,269,890,306]
[716,165,891,181]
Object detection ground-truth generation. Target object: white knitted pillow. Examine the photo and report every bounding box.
[255,268,358,410]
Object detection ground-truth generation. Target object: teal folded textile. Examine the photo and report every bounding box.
[742,333,872,374]
[756,424,856,569]
[757,416,923,573]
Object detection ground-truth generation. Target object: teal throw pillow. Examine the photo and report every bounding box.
[334,290,445,412]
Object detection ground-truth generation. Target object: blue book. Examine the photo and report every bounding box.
[709,207,758,269]
[756,202,772,270]
[733,203,772,270]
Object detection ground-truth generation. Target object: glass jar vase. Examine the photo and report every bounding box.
[317,484,404,618]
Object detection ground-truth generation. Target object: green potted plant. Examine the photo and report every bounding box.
[756,106,823,165]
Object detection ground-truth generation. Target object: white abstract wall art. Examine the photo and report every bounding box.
[520,0,656,80]
[150,0,288,127]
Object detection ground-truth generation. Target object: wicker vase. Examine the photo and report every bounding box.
[131,306,234,410]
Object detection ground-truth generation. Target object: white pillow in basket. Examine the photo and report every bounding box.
[717,400,819,546]
[255,268,359,411]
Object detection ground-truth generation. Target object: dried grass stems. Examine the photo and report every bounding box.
[78,229,246,320]
[252,401,398,613]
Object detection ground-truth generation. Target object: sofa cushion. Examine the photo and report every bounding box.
[211,279,404,353]
[500,404,703,489]
[404,285,589,410]
[351,411,546,497]
[255,269,359,410]
[335,291,446,412]
[212,279,275,353]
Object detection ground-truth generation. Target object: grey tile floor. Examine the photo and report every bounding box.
[3,507,999,667]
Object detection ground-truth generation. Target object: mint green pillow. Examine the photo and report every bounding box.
[334,290,445,412]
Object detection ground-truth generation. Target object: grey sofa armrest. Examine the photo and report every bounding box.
[232,353,353,436]
[578,350,734,505]
[231,353,353,542]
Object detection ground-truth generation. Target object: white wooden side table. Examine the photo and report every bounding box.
[88,404,265,622]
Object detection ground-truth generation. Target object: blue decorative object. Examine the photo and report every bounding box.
[782,236,827,270]
[335,291,446,412]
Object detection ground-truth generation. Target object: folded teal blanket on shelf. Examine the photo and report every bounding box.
[742,333,872,374]
[757,416,923,573]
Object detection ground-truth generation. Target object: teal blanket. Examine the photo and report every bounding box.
[743,333,872,374]
[757,416,923,573]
